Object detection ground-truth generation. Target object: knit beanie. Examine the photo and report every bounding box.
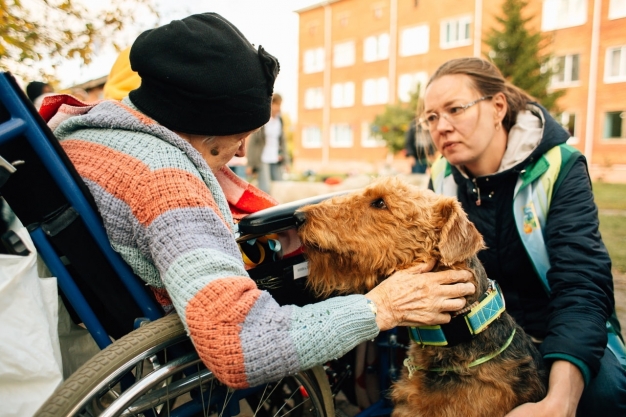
[129,13,279,136]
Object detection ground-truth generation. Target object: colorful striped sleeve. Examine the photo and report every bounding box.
[62,131,379,389]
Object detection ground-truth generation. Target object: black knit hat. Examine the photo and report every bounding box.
[129,13,279,136]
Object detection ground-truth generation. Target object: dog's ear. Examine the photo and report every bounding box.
[434,196,485,265]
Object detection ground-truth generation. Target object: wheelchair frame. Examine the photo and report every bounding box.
[0,72,344,417]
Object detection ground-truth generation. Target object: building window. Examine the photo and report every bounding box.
[542,0,587,30]
[304,47,324,74]
[400,25,430,56]
[609,0,626,19]
[361,122,386,148]
[363,77,389,105]
[364,34,389,62]
[440,16,471,49]
[551,54,580,87]
[604,111,626,139]
[605,46,626,83]
[331,82,355,108]
[556,112,579,144]
[302,126,322,148]
[398,72,429,102]
[304,87,324,109]
[330,123,353,148]
[333,41,355,68]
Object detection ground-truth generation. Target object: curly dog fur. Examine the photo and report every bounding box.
[296,176,546,417]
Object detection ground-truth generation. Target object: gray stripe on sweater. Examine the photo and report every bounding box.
[240,293,300,387]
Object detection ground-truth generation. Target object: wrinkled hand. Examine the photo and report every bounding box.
[365,261,474,330]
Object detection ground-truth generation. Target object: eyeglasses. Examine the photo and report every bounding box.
[419,96,493,131]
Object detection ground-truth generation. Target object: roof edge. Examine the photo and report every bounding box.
[294,0,343,14]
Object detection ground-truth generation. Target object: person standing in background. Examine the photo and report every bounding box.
[404,117,436,174]
[247,93,289,193]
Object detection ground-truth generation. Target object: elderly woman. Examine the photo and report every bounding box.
[44,13,473,390]
[424,57,626,416]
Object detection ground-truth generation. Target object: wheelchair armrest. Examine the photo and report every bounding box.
[237,189,351,236]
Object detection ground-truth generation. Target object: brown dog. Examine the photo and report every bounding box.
[296,176,546,417]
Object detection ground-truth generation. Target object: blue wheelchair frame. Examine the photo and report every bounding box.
[0,72,161,349]
[0,71,407,417]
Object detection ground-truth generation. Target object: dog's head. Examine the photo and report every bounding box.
[296,176,485,298]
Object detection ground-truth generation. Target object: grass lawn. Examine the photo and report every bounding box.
[593,182,626,273]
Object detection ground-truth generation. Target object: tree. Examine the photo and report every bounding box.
[370,87,422,154]
[484,0,564,111]
[0,0,159,83]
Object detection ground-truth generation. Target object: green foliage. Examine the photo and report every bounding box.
[370,87,422,154]
[484,0,564,111]
[0,0,159,82]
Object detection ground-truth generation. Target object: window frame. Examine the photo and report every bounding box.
[363,33,390,63]
[304,87,324,110]
[362,77,389,106]
[333,41,356,68]
[605,46,626,83]
[609,0,626,19]
[603,111,626,140]
[360,122,387,148]
[399,24,430,57]
[398,71,429,103]
[551,54,581,87]
[440,15,472,49]
[331,82,355,108]
[301,126,323,148]
[330,123,354,148]
[542,0,587,30]
[303,47,325,74]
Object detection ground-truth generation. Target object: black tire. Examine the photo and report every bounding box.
[35,314,334,417]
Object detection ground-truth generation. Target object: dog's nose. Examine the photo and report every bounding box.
[293,210,306,227]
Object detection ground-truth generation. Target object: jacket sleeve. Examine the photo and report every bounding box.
[541,157,613,382]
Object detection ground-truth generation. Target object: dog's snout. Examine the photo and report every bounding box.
[294,210,307,227]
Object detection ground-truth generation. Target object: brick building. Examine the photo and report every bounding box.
[294,0,626,175]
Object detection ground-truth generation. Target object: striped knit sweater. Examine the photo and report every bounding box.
[46,96,379,388]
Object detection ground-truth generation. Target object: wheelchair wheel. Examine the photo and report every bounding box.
[35,314,334,417]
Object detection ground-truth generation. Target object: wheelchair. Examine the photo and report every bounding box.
[0,71,356,417]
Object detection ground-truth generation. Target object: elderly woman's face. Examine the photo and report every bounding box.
[180,130,255,173]
[423,74,504,175]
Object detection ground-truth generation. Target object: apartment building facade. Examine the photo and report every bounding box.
[295,0,626,174]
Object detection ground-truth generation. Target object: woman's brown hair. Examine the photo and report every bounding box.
[426,57,533,132]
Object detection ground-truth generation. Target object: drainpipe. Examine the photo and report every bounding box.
[389,0,398,103]
[321,2,332,168]
[584,0,601,163]
[474,0,483,57]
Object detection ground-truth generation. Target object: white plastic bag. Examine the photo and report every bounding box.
[0,227,63,417]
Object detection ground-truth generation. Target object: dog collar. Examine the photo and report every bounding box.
[408,279,506,347]
[404,328,516,377]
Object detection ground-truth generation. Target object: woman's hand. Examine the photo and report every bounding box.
[364,261,474,330]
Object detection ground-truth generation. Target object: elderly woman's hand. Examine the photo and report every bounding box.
[364,261,474,331]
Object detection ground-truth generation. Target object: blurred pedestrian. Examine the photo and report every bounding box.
[247,93,289,193]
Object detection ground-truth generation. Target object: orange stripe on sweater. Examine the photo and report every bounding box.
[185,277,261,388]
[62,140,226,226]
[112,100,158,125]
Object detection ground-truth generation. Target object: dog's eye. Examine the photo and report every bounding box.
[371,198,387,209]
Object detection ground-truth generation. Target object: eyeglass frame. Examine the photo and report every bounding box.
[419,95,493,131]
